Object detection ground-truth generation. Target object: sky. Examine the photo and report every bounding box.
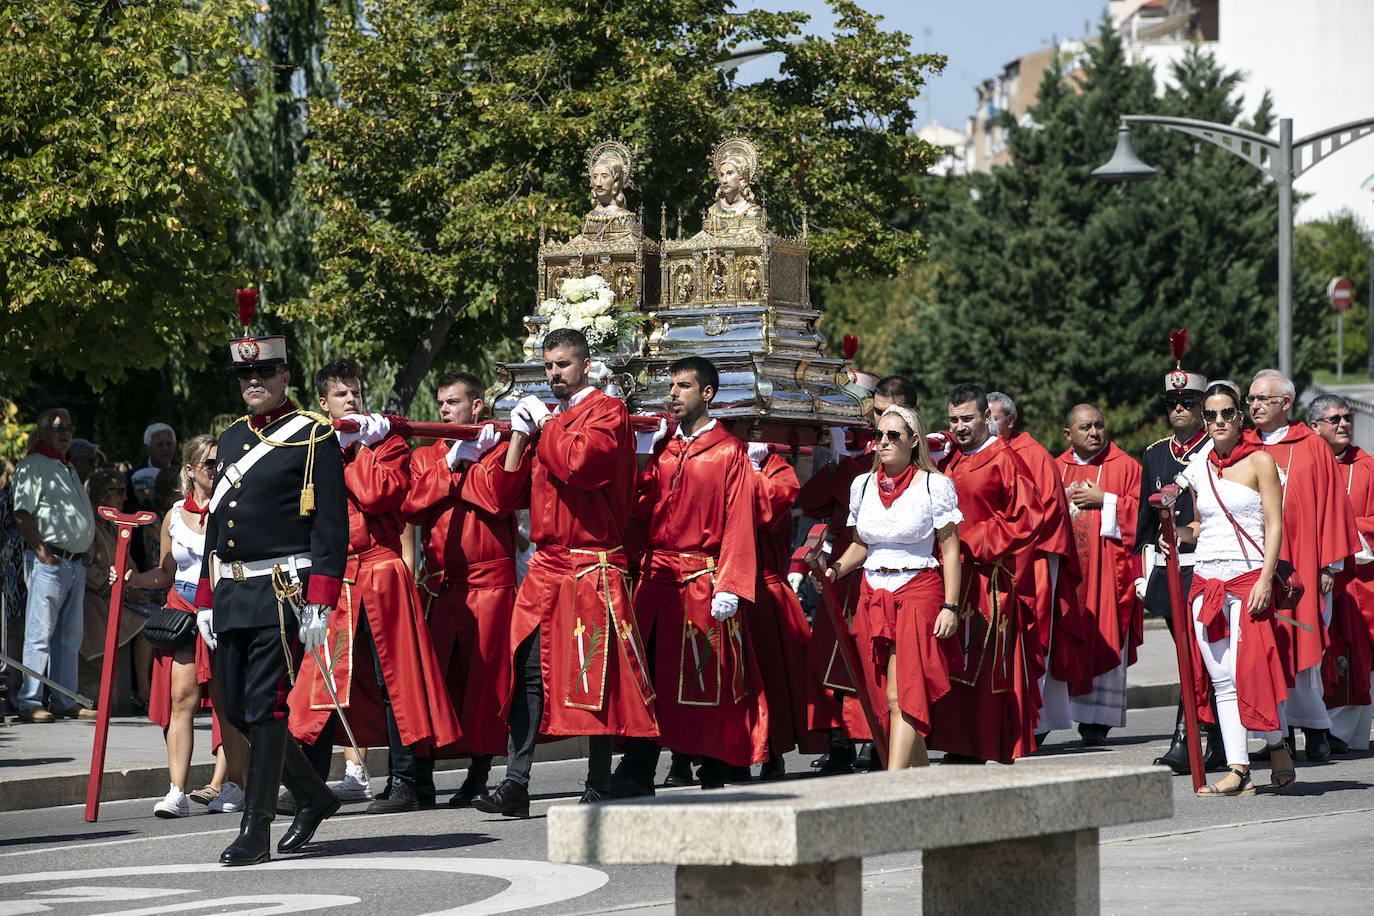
[733,0,1111,128]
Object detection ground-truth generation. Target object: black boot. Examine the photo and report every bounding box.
[1202,723,1228,773]
[277,735,341,853]
[853,741,875,771]
[413,755,436,808]
[1152,705,1191,775]
[220,721,290,866]
[759,752,786,780]
[1303,728,1332,762]
[367,778,418,814]
[663,751,696,787]
[450,756,492,807]
[698,757,728,790]
[1078,723,1111,747]
[817,731,856,776]
[472,778,530,817]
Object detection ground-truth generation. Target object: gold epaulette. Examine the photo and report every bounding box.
[1146,434,1173,450]
[299,409,332,427]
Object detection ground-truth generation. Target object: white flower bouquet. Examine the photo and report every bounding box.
[535,274,639,351]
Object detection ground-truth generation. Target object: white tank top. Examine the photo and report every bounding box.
[168,499,206,587]
[1183,458,1265,565]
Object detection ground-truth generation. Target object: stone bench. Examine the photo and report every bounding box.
[548,763,1171,915]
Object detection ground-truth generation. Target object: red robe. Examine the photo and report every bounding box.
[1327,447,1374,708]
[633,423,767,766]
[500,388,656,738]
[750,453,827,754]
[1252,425,1361,677]
[1007,432,1088,684]
[288,434,460,750]
[1055,443,1144,691]
[1189,569,1288,731]
[798,453,871,739]
[404,438,524,756]
[927,438,1042,763]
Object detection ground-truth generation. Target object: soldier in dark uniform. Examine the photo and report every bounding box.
[192,331,348,866]
[1133,332,1223,774]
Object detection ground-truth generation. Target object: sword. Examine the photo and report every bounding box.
[574,619,589,693]
[688,626,706,691]
[0,651,95,708]
[284,593,371,784]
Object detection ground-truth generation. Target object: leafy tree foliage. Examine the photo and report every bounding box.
[1295,211,1373,374]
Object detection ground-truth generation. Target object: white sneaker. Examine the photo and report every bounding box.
[207,780,244,813]
[331,761,373,803]
[154,784,189,819]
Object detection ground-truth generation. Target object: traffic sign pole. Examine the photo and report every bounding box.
[1328,276,1353,380]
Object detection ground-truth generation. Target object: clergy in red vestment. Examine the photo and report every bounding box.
[1056,404,1144,746]
[1246,369,1360,761]
[1308,395,1374,752]
[927,383,1042,764]
[472,328,656,818]
[403,371,525,806]
[613,356,765,793]
[988,391,1087,743]
[289,359,460,815]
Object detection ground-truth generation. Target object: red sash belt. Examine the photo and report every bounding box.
[1188,567,1263,642]
[641,549,720,586]
[419,557,516,595]
[344,542,403,582]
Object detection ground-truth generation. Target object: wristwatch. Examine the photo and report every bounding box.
[940,602,959,613]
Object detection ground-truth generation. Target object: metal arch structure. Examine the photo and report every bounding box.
[1115,114,1374,380]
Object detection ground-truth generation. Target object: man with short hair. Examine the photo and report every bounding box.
[12,408,96,723]
[1308,394,1374,753]
[473,328,656,816]
[928,383,1040,763]
[1247,369,1360,761]
[404,370,523,805]
[1056,404,1143,746]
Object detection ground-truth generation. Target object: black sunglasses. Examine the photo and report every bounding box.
[234,364,281,381]
[876,429,907,443]
[1202,407,1241,425]
[1164,397,1197,410]
[1316,413,1355,425]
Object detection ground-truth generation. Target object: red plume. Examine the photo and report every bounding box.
[842,334,859,360]
[1169,329,1187,366]
[236,288,258,331]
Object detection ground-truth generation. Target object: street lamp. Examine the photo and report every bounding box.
[1093,114,1374,379]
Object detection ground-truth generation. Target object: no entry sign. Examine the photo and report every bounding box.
[1329,276,1354,311]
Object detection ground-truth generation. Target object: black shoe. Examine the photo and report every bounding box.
[725,765,753,784]
[1304,728,1332,762]
[662,758,696,787]
[220,813,273,866]
[1153,705,1191,775]
[579,784,607,804]
[278,738,342,853]
[449,766,490,807]
[1202,725,1228,773]
[853,741,874,771]
[816,740,856,776]
[221,720,291,867]
[1329,734,1350,755]
[810,752,829,769]
[275,788,296,816]
[607,776,655,799]
[414,756,436,808]
[759,754,785,781]
[366,778,418,814]
[939,752,985,765]
[1034,731,1050,750]
[1078,723,1110,747]
[472,779,530,818]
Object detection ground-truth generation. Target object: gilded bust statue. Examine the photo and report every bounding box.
[702,136,763,234]
[581,140,637,239]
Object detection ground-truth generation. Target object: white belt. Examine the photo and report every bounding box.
[213,553,312,583]
[1144,543,1195,571]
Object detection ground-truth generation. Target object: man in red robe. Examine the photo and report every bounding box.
[988,391,1086,745]
[1055,404,1143,746]
[288,358,460,814]
[1308,394,1374,752]
[1247,369,1360,761]
[404,371,525,805]
[928,383,1041,764]
[613,356,765,793]
[473,328,657,816]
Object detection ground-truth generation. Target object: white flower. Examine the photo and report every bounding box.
[593,315,615,335]
[597,287,615,308]
[548,313,569,331]
[536,298,558,317]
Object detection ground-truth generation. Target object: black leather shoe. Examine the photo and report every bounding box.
[1304,728,1332,762]
[725,765,753,784]
[278,738,341,853]
[816,741,856,776]
[1078,723,1110,747]
[578,784,606,804]
[472,779,530,818]
[809,752,829,769]
[1329,734,1350,755]
[607,777,655,799]
[366,779,418,814]
[449,767,490,807]
[663,754,696,787]
[1153,705,1191,774]
[220,812,273,866]
[939,752,985,765]
[853,741,874,771]
[759,754,785,780]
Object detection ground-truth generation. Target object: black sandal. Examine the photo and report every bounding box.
[1196,765,1255,797]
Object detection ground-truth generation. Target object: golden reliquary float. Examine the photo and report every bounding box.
[494,136,863,442]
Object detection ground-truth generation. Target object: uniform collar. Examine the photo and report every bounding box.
[248,398,297,429]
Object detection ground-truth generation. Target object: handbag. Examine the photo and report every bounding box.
[1204,465,1303,610]
[143,605,196,651]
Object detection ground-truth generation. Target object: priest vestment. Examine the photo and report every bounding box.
[1327,445,1374,749]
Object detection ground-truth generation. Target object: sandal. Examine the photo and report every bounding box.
[188,784,220,806]
[1196,765,1255,797]
[1268,741,1297,793]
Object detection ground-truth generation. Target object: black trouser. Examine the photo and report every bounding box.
[1146,565,1195,634]
[304,607,415,784]
[215,625,296,732]
[505,626,612,790]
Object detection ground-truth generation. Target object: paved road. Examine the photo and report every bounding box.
[2,701,1371,915]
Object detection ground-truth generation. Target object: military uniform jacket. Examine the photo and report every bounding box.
[1134,431,1209,615]
[194,401,347,631]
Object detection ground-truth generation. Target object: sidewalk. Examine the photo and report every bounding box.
[0,624,1183,813]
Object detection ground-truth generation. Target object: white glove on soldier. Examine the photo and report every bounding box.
[786,572,805,593]
[710,591,740,622]
[635,418,669,456]
[746,442,771,469]
[513,395,552,434]
[1134,576,1148,601]
[196,608,217,651]
[447,423,501,468]
[298,603,330,653]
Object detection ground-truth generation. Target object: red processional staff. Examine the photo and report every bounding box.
[1149,484,1205,792]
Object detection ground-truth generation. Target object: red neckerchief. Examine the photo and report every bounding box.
[248,398,297,429]
[182,493,209,526]
[1170,428,1206,460]
[875,463,916,508]
[1208,438,1258,476]
[29,441,70,463]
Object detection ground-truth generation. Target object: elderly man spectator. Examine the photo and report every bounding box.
[69,439,103,484]
[12,408,97,722]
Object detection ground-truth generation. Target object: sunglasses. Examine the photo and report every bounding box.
[199,459,217,469]
[234,364,281,381]
[1316,413,1355,425]
[876,429,907,443]
[1164,397,1197,410]
[1202,407,1241,425]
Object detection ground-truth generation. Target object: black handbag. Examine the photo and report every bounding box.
[143,605,196,651]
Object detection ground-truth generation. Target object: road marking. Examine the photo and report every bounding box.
[0,857,610,916]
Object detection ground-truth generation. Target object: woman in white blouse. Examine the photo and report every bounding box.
[828,404,963,769]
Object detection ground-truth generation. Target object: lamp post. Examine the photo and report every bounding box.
[1093,115,1374,379]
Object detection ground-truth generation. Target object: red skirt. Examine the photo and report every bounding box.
[147,588,222,752]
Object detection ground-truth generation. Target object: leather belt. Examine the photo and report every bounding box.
[214,553,312,583]
[45,545,85,562]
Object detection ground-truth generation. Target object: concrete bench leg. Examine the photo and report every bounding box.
[922,828,1099,915]
[676,859,861,915]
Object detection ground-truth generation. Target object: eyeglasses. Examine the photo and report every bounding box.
[234,364,280,381]
[877,429,907,443]
[42,423,75,433]
[1245,394,1284,405]
[1163,397,1196,410]
[1202,407,1241,425]
[199,459,217,469]
[1316,413,1355,425]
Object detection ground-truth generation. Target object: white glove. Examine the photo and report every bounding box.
[196,608,216,651]
[1134,576,1148,601]
[710,591,740,622]
[786,572,804,593]
[827,426,850,459]
[298,603,330,654]
[357,413,390,447]
[746,442,771,469]
[635,418,669,456]
[513,395,552,435]
[447,423,501,468]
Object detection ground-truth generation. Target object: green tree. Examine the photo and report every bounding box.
[0,0,253,396]
[1295,210,1373,375]
[890,27,1327,454]
[292,0,945,412]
